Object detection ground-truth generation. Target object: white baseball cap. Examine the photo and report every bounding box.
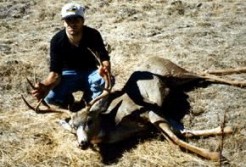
[61,3,85,19]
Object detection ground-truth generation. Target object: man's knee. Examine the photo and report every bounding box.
[45,90,74,108]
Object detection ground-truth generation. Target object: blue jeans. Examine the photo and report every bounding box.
[44,69,105,107]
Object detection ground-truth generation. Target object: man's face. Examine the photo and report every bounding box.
[63,17,84,36]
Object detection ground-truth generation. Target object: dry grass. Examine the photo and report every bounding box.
[1,0,246,166]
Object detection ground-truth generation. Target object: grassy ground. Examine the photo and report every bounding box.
[0,0,246,166]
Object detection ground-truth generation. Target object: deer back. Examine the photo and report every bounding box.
[136,57,198,86]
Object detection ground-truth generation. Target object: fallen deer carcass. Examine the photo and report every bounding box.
[22,56,246,160]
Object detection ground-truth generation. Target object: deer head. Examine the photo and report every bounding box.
[69,88,111,149]
[68,48,112,149]
[69,103,105,149]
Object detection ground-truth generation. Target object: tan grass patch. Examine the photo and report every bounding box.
[1,0,246,166]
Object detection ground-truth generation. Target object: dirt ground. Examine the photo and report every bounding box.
[0,0,246,166]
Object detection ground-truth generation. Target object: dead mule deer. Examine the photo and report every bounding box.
[61,56,246,161]
[22,55,246,160]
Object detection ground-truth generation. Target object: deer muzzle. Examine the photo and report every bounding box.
[76,126,90,149]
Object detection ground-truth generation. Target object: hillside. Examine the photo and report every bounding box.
[0,0,246,166]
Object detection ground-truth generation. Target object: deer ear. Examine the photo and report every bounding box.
[58,119,76,133]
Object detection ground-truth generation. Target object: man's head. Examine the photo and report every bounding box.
[61,3,85,36]
[61,3,85,20]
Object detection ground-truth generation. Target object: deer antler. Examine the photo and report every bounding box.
[22,77,50,112]
[86,48,112,108]
[22,77,72,114]
[26,78,50,109]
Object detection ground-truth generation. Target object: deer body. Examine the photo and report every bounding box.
[67,57,238,160]
[88,74,165,144]
[23,56,246,160]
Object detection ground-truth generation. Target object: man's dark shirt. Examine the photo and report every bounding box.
[50,26,109,74]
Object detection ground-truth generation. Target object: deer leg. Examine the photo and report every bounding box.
[190,72,246,87]
[207,67,246,75]
[181,126,233,138]
[148,111,220,160]
[186,66,246,87]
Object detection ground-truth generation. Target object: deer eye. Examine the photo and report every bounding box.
[70,119,84,130]
[86,119,93,127]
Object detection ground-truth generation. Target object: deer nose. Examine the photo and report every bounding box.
[76,125,89,149]
[78,141,90,150]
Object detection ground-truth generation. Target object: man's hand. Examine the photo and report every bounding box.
[98,66,109,77]
[99,60,111,77]
[98,61,114,88]
[31,82,49,101]
[30,72,61,101]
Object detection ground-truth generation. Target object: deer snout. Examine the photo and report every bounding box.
[78,140,90,150]
[76,126,89,149]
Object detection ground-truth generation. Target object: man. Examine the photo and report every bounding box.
[31,3,111,110]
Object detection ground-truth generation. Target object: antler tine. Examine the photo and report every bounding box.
[21,95,68,114]
[87,48,112,107]
[26,77,36,89]
[87,48,102,66]
[21,94,42,112]
[35,99,44,111]
[21,95,37,111]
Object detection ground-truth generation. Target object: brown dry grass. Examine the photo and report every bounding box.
[1,0,246,166]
